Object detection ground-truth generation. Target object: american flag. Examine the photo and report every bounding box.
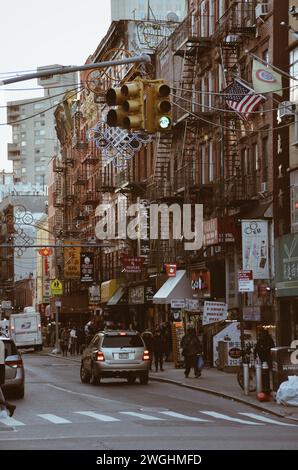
[224,79,265,120]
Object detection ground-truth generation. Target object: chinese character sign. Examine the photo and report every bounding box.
[80,253,94,283]
[241,220,269,279]
[64,241,81,279]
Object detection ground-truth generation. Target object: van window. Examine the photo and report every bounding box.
[102,335,143,348]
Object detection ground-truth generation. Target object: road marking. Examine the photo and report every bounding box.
[37,414,72,424]
[239,413,298,427]
[160,411,211,422]
[200,411,264,425]
[120,411,164,421]
[46,384,125,406]
[0,417,25,427]
[75,411,120,422]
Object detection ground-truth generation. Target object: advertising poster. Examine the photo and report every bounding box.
[241,220,269,279]
[203,301,228,325]
[80,252,94,283]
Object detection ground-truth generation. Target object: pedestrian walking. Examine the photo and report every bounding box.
[181,327,202,378]
[152,329,165,372]
[0,339,16,418]
[60,328,69,357]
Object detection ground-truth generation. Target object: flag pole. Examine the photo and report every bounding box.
[245,50,298,82]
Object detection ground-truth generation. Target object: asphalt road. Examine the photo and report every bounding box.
[0,352,297,450]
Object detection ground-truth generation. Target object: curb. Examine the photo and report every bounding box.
[40,351,298,422]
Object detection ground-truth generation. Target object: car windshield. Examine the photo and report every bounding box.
[4,340,18,357]
[102,335,143,348]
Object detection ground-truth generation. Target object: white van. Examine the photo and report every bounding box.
[9,308,43,350]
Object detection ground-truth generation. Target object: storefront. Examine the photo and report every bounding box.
[275,233,298,345]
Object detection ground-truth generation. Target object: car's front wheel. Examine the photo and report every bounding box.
[80,363,90,384]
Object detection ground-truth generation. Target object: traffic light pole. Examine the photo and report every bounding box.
[0,54,151,86]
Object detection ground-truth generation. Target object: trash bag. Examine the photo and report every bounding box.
[276,376,298,406]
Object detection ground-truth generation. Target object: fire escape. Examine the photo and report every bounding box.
[214,1,256,207]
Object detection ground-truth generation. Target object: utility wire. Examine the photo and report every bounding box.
[0,87,82,109]
[172,82,298,96]
[0,87,83,126]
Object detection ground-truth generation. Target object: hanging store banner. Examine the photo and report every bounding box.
[129,286,144,305]
[238,270,254,293]
[241,220,269,279]
[121,255,145,273]
[203,301,228,325]
[80,252,94,283]
[64,241,81,279]
[191,270,211,297]
[88,285,100,305]
[165,264,177,277]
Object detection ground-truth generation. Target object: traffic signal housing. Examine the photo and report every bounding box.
[146,80,172,133]
[106,77,145,131]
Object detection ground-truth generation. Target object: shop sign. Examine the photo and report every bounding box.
[203,301,228,325]
[89,285,100,305]
[238,270,254,293]
[80,252,94,283]
[64,241,81,279]
[145,285,155,303]
[165,264,177,277]
[275,234,298,297]
[243,306,261,322]
[1,300,12,309]
[203,218,219,246]
[121,255,145,273]
[241,220,269,279]
[191,270,211,297]
[129,286,144,305]
[171,299,185,309]
[43,277,51,303]
[186,299,199,311]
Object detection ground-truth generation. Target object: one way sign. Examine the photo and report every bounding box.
[50,278,63,296]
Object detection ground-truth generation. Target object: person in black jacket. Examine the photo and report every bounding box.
[0,339,16,418]
[181,327,202,378]
[254,329,275,367]
[152,329,165,372]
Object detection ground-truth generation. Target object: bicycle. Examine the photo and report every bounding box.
[237,342,257,392]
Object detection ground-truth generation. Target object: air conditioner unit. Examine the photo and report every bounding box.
[255,3,269,18]
[88,236,97,243]
[261,182,268,193]
[277,101,296,122]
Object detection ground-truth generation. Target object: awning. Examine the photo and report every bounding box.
[101,279,117,303]
[107,287,125,306]
[153,270,194,305]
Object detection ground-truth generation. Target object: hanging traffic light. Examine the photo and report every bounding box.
[106,77,145,131]
[145,80,172,133]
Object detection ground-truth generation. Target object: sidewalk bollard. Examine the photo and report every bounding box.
[261,361,270,394]
[256,363,262,394]
[243,363,249,396]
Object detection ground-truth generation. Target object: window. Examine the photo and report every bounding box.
[21,141,26,147]
[291,170,298,232]
[252,143,259,171]
[209,141,214,182]
[35,139,45,145]
[33,102,45,110]
[21,168,27,174]
[290,46,298,102]
[102,334,143,348]
[262,137,269,182]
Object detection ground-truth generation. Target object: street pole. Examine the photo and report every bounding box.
[52,299,61,354]
[0,55,151,86]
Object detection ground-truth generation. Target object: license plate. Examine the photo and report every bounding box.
[119,353,129,359]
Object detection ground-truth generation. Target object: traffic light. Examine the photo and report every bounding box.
[145,80,172,133]
[106,77,145,131]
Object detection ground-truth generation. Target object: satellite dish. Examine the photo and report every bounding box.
[166,11,179,22]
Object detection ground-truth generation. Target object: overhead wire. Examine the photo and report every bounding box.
[0,86,83,109]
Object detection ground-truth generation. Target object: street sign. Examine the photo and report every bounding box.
[50,278,63,296]
[55,300,62,308]
[238,270,254,293]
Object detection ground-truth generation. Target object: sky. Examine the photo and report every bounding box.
[0,0,111,171]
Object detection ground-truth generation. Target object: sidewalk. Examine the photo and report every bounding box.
[43,348,298,421]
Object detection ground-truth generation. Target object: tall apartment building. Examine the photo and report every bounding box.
[111,0,187,21]
[7,65,77,186]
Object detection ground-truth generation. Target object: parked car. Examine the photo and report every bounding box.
[0,334,25,398]
[80,330,150,385]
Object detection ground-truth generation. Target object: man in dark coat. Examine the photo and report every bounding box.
[181,327,202,378]
[0,339,16,417]
[254,329,275,367]
[152,329,165,372]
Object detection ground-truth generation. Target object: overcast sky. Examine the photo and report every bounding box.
[0,0,111,172]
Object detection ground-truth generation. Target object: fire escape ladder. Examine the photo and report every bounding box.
[152,132,173,195]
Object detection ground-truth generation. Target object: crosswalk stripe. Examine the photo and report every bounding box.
[119,411,164,421]
[160,411,211,422]
[0,417,25,427]
[239,413,298,427]
[200,411,264,425]
[75,411,120,422]
[37,414,72,424]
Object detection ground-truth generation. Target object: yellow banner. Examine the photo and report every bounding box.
[64,241,81,279]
